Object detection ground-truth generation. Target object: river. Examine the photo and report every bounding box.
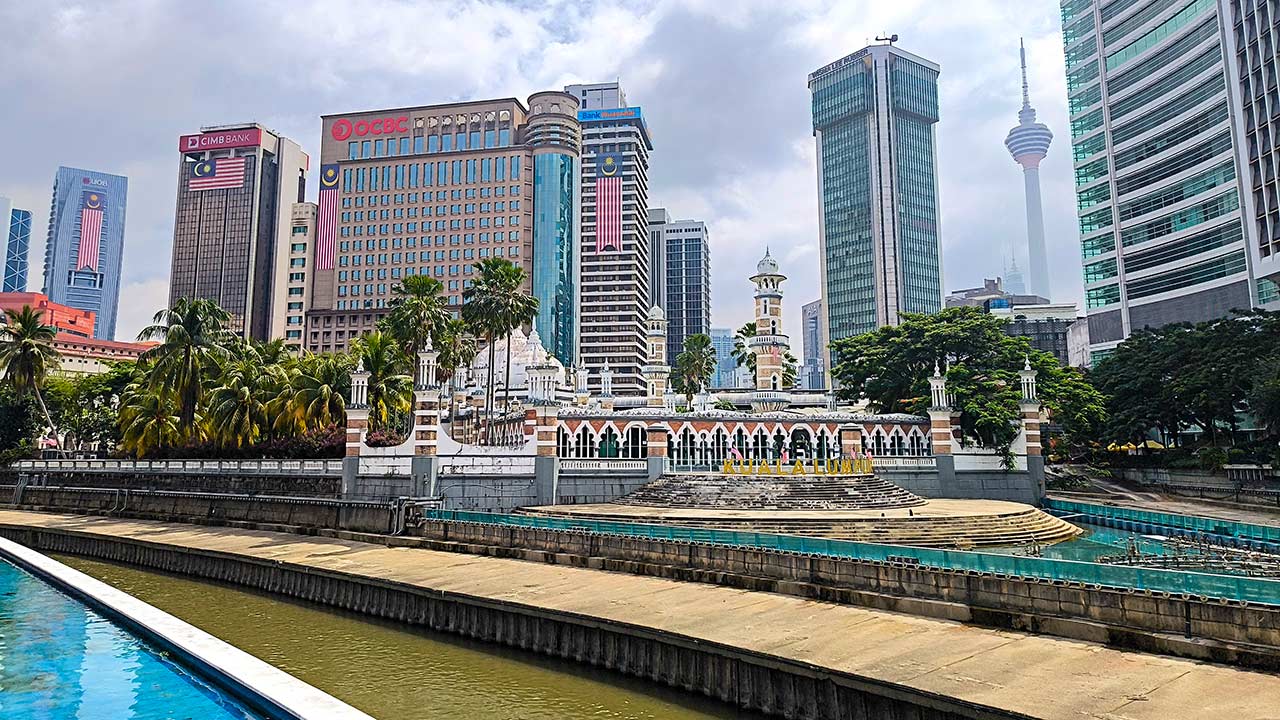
[55,554,763,720]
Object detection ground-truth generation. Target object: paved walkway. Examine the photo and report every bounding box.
[2,510,1278,720]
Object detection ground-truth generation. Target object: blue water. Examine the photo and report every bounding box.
[0,557,265,719]
[991,520,1204,563]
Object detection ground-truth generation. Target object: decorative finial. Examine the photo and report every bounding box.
[1023,354,1031,371]
[933,361,941,377]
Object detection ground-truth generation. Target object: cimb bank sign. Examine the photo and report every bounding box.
[179,128,263,152]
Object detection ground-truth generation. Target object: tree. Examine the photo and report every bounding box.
[463,258,538,424]
[0,306,62,443]
[731,321,799,388]
[1249,357,1280,439]
[435,318,477,386]
[353,330,412,434]
[381,275,451,359]
[207,348,281,448]
[830,306,1106,463]
[118,382,182,457]
[674,333,716,406]
[280,353,351,434]
[137,298,231,439]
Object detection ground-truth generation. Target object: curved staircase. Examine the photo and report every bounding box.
[617,473,927,511]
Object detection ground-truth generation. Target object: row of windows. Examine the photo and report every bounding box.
[1066,36,1098,71]
[341,215,520,236]
[1114,103,1229,171]
[1063,11,1095,46]
[1082,231,1116,259]
[1114,130,1232,196]
[1101,0,1143,24]
[1111,75,1224,146]
[1067,57,1100,92]
[1084,256,1118,284]
[1124,219,1242,272]
[339,232,518,252]
[1071,109,1105,140]
[1070,84,1103,115]
[1104,0,1183,47]
[1061,0,1093,26]
[345,129,513,160]
[1081,205,1115,234]
[1117,160,1235,221]
[1078,183,1112,211]
[1073,133,1108,162]
[1107,17,1217,95]
[1108,44,1221,121]
[1126,249,1246,299]
[1087,283,1121,308]
[1106,0,1215,71]
[342,156,522,192]
[1120,189,1238,247]
[342,188,515,213]
[1076,157,1109,185]
[340,200,518,222]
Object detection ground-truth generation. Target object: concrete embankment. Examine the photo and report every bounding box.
[1,510,1278,720]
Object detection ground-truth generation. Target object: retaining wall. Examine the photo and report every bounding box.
[0,523,1000,720]
[556,471,650,505]
[0,470,340,497]
[885,470,1042,505]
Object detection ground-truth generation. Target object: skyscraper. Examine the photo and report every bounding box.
[647,207,669,310]
[1004,39,1054,300]
[801,298,824,389]
[566,81,653,393]
[1061,0,1277,360]
[710,327,739,389]
[307,96,575,357]
[649,208,710,365]
[809,43,942,378]
[170,124,308,342]
[0,196,31,292]
[43,167,127,340]
[1223,0,1280,305]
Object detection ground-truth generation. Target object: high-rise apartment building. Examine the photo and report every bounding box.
[647,207,669,310]
[801,298,825,389]
[169,124,308,342]
[282,202,317,352]
[1004,40,1055,300]
[565,81,654,393]
[1061,0,1280,360]
[1223,0,1280,302]
[648,208,710,365]
[307,96,579,357]
[809,43,943,378]
[43,167,127,340]
[0,196,31,292]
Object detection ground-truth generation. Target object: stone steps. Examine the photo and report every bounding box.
[619,473,926,511]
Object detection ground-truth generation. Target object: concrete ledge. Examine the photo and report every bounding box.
[0,535,370,720]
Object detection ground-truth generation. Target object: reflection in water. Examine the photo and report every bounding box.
[57,554,763,720]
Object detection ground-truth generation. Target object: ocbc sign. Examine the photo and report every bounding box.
[331,116,409,141]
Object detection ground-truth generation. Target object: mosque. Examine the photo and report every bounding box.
[342,251,1080,549]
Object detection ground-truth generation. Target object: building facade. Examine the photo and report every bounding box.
[0,196,31,292]
[945,277,1049,308]
[307,97,556,355]
[809,44,943,378]
[0,292,96,337]
[990,303,1082,366]
[1004,39,1055,300]
[528,92,583,365]
[647,207,669,310]
[1061,0,1279,361]
[568,83,654,394]
[42,167,127,340]
[655,211,710,365]
[710,327,740,389]
[169,124,307,342]
[282,202,317,352]
[801,298,825,389]
[1223,0,1280,299]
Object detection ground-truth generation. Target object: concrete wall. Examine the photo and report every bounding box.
[2,524,996,720]
[1113,468,1233,488]
[884,470,1043,505]
[556,471,650,505]
[0,470,341,497]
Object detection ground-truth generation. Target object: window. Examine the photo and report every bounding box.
[290,258,305,268]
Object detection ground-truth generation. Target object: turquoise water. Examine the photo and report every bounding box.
[0,557,264,720]
[991,520,1200,562]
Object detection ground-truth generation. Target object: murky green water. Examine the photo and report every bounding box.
[55,554,763,720]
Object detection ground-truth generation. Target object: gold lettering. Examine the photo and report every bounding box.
[760,459,773,475]
[792,461,805,475]
[722,459,735,475]
[840,459,853,474]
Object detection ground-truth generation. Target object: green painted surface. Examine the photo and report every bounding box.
[56,554,761,720]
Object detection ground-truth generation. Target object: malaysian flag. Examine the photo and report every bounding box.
[316,164,339,270]
[595,153,623,252]
[76,191,103,272]
[188,156,247,191]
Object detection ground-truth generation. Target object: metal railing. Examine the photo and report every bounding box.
[10,459,344,475]
[421,508,1280,606]
[1045,498,1280,543]
[560,460,647,471]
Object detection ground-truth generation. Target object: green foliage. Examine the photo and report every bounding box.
[731,322,799,388]
[0,387,39,458]
[0,305,62,440]
[353,330,413,434]
[462,258,538,424]
[1092,310,1280,448]
[830,307,1106,464]
[379,274,451,358]
[674,333,716,405]
[137,297,232,437]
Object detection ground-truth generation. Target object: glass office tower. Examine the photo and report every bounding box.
[1061,0,1276,360]
[42,167,127,340]
[809,43,943,375]
[0,196,31,292]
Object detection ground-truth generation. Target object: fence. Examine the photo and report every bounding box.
[1045,498,1280,543]
[421,509,1280,605]
[12,459,344,475]
[559,460,647,471]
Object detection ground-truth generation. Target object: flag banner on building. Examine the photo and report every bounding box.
[316,164,339,271]
[76,191,103,271]
[188,156,247,191]
[595,152,623,252]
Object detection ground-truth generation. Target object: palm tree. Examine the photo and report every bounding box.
[0,306,62,442]
[463,258,538,424]
[282,353,351,433]
[207,351,278,448]
[118,383,181,457]
[137,298,231,438]
[435,318,477,387]
[353,331,412,434]
[674,333,717,407]
[381,275,451,360]
[731,321,757,375]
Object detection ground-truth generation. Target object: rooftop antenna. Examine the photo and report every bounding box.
[1019,37,1031,111]
[875,33,899,45]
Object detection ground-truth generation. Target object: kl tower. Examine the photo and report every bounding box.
[1004,39,1053,300]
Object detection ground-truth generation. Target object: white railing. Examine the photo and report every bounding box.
[872,457,938,469]
[11,459,344,475]
[560,460,648,471]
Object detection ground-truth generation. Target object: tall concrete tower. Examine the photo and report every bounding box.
[749,249,790,412]
[1003,39,1053,300]
[642,305,670,408]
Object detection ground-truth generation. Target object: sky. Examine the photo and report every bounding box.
[0,0,1077,345]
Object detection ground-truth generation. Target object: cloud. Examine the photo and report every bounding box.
[0,0,1079,344]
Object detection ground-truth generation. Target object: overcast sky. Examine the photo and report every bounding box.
[0,0,1076,344]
